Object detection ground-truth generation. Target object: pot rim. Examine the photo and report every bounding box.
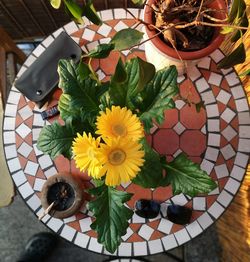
[143,0,226,61]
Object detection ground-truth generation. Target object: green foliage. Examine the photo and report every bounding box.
[63,0,83,24]
[82,0,102,26]
[50,0,61,9]
[111,28,144,51]
[88,185,133,254]
[84,43,115,59]
[162,154,217,197]
[131,0,146,5]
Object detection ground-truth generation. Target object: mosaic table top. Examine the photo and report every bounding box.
[3,8,250,257]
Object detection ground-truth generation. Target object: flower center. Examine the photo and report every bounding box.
[108,149,126,165]
[112,124,127,137]
[87,148,96,160]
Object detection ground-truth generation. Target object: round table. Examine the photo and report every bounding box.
[3,8,250,257]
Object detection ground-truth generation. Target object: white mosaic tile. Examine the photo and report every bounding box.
[235,152,249,168]
[217,190,233,207]
[207,201,224,219]
[97,23,112,37]
[38,155,53,169]
[208,72,223,86]
[60,225,76,241]
[74,232,90,248]
[216,90,231,105]
[175,100,186,110]
[82,16,91,26]
[148,239,164,254]
[238,112,250,125]
[47,217,63,232]
[222,125,237,141]
[18,105,33,121]
[225,72,240,86]
[33,143,43,156]
[32,128,42,141]
[224,178,240,194]
[88,238,103,253]
[174,228,190,245]
[64,21,78,35]
[126,8,139,19]
[87,40,99,51]
[177,75,185,83]
[63,215,76,223]
[114,21,128,32]
[238,138,250,153]
[44,167,57,178]
[36,208,50,223]
[99,37,111,44]
[79,217,92,232]
[18,142,33,158]
[195,77,210,93]
[100,10,113,21]
[215,164,229,179]
[5,145,17,159]
[150,123,158,134]
[121,227,133,241]
[239,126,250,139]
[173,149,183,158]
[3,117,16,130]
[210,49,224,63]
[18,182,34,199]
[42,35,54,47]
[208,184,220,195]
[231,85,245,99]
[132,213,146,223]
[52,28,64,38]
[186,65,201,81]
[121,181,132,189]
[32,45,45,57]
[26,194,41,211]
[114,8,127,19]
[235,98,249,112]
[205,147,219,162]
[12,171,26,186]
[193,197,206,211]
[33,113,45,127]
[207,119,220,132]
[206,104,219,118]
[133,241,147,256]
[173,122,186,135]
[16,123,31,138]
[200,159,214,174]
[71,36,80,44]
[197,212,213,229]
[96,69,106,80]
[3,131,15,144]
[118,242,132,257]
[138,224,154,240]
[8,158,21,173]
[230,165,246,181]
[24,161,39,176]
[16,66,27,77]
[221,108,236,123]
[220,67,233,75]
[207,133,220,147]
[24,55,36,67]
[186,221,203,238]
[198,56,211,69]
[157,218,173,234]
[149,213,162,222]
[82,28,95,41]
[201,91,216,105]
[201,125,207,134]
[221,144,235,160]
[5,104,17,117]
[171,193,188,206]
[33,178,46,191]
[81,45,88,54]
[7,91,21,105]
[161,234,178,250]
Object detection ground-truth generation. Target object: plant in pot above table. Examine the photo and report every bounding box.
[35,0,249,254]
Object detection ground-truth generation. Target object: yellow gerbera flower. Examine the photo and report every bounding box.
[72,132,102,179]
[96,106,144,141]
[97,137,145,186]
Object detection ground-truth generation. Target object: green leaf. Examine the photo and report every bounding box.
[50,0,61,9]
[112,57,127,83]
[239,68,250,76]
[131,0,146,5]
[195,101,205,113]
[82,0,102,25]
[228,0,246,23]
[88,185,133,254]
[162,154,217,197]
[231,13,248,42]
[37,121,75,159]
[85,43,115,59]
[63,0,83,23]
[217,43,246,69]
[78,60,91,80]
[111,28,144,51]
[132,138,167,188]
[220,26,235,35]
[139,65,178,132]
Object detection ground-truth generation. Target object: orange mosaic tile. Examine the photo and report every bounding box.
[180,79,201,104]
[99,50,121,75]
[152,186,172,203]
[67,221,81,232]
[127,233,145,242]
[150,230,165,240]
[160,109,179,128]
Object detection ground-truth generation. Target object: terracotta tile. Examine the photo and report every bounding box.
[108,29,118,38]
[184,201,193,209]
[150,230,165,240]
[220,136,228,148]
[26,175,36,187]
[206,195,217,208]
[188,156,202,164]
[160,109,179,128]
[220,78,230,92]
[130,223,142,233]
[87,230,98,238]
[18,95,28,109]
[180,104,206,129]
[230,136,238,151]
[216,153,227,165]
[36,192,42,199]
[170,223,184,234]
[79,38,89,49]
[18,154,28,169]
[93,33,104,41]
[127,232,145,242]
[27,101,35,110]
[180,130,206,156]
[126,51,146,61]
[166,155,174,162]
[180,79,201,104]
[70,160,91,180]
[71,29,84,38]
[54,155,71,173]
[88,24,100,32]
[90,58,100,71]
[210,60,221,74]
[16,114,24,128]
[24,116,34,129]
[75,212,87,220]
[25,133,33,146]
[220,119,228,131]
[209,170,217,181]
[148,220,160,229]
[99,50,120,75]
[124,19,138,27]
[145,134,152,146]
[211,85,221,97]
[217,101,227,114]
[227,97,236,110]
[191,210,203,220]
[67,221,81,232]
[106,20,119,28]
[153,129,179,155]
[226,158,235,171]
[200,69,211,82]
[230,117,239,131]
[152,186,172,202]
[218,177,229,191]
[36,168,47,179]
[15,134,24,148]
[28,151,37,163]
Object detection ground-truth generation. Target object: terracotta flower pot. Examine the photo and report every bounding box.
[143,0,226,75]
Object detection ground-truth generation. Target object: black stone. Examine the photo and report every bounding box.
[135,199,160,219]
[167,204,192,225]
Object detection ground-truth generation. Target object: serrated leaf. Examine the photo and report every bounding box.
[111,28,144,51]
[37,121,75,159]
[132,138,166,188]
[86,43,114,59]
[50,0,61,9]
[139,65,178,132]
[82,0,102,25]
[64,0,83,23]
[131,0,146,5]
[88,185,133,253]
[162,154,217,197]
[78,60,91,80]
[217,43,246,69]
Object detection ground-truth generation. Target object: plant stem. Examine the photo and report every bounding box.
[88,58,101,86]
